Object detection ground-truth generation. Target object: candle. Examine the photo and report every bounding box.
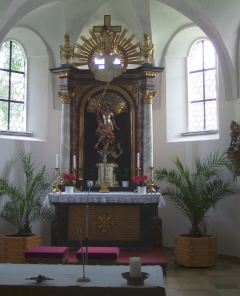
[56,154,59,168]
[73,155,76,169]
[137,153,140,168]
[150,152,153,167]
[129,257,141,277]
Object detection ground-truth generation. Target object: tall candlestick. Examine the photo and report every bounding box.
[73,155,76,169]
[137,153,140,168]
[56,154,59,168]
[129,257,141,277]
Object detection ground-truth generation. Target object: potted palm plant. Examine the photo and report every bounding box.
[0,151,55,263]
[154,151,238,267]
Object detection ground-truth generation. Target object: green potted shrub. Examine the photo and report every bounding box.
[114,167,130,187]
[154,151,238,267]
[0,151,55,263]
[80,165,98,186]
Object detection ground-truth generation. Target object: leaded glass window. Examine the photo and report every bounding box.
[188,40,217,131]
[0,40,25,131]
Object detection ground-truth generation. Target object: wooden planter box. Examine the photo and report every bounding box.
[0,234,42,264]
[174,234,217,267]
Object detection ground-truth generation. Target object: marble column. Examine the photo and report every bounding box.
[58,91,74,174]
[142,90,156,175]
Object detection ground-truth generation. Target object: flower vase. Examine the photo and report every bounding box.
[65,186,74,194]
[137,186,147,194]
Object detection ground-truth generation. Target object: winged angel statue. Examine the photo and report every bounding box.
[88,97,126,151]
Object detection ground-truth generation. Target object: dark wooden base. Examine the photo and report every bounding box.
[51,202,162,251]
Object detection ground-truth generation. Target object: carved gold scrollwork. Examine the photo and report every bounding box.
[141,90,156,104]
[76,85,93,98]
[58,91,74,104]
[121,85,139,105]
[96,214,114,232]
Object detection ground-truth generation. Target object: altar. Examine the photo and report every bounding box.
[0,264,166,296]
[47,192,165,250]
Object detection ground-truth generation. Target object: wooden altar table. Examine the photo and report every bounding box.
[46,192,165,250]
[0,264,166,296]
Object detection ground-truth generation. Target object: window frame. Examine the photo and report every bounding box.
[187,38,218,133]
[0,39,27,133]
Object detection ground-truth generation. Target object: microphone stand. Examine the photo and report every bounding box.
[85,183,91,265]
[77,229,90,282]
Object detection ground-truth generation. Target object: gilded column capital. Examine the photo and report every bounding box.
[141,90,156,104]
[58,91,74,104]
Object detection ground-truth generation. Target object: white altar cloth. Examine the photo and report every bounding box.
[44,192,166,209]
[0,264,166,296]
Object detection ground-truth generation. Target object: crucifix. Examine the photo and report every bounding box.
[97,148,111,193]
[93,15,122,34]
[93,15,122,54]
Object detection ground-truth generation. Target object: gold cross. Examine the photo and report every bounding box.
[96,214,114,232]
[93,15,121,34]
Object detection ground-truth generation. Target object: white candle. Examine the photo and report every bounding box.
[56,154,59,168]
[73,155,76,169]
[150,152,153,167]
[129,257,141,277]
[137,153,140,168]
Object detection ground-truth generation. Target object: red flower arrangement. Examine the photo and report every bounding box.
[62,173,77,186]
[132,174,148,187]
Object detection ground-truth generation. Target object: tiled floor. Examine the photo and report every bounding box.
[164,248,240,296]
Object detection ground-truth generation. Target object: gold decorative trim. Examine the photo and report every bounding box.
[141,90,156,104]
[54,70,160,80]
[121,71,159,79]
[73,15,142,70]
[121,85,139,105]
[76,85,93,105]
[58,91,74,104]
[79,84,135,178]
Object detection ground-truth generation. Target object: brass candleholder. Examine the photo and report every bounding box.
[52,168,62,194]
[72,168,78,192]
[147,167,156,194]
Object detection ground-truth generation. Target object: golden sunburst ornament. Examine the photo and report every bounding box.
[72,15,143,81]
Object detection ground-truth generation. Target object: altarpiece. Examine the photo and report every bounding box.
[49,16,164,250]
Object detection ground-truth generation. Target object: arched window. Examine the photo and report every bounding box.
[188,39,217,131]
[0,40,26,132]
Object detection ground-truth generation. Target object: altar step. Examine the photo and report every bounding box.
[68,249,168,275]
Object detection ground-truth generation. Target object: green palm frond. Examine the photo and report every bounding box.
[0,151,55,236]
[154,151,237,237]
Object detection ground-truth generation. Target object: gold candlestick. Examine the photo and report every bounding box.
[136,167,141,176]
[147,167,156,194]
[134,167,141,193]
[52,168,62,194]
[72,169,78,192]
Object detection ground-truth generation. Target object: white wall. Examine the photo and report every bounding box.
[0,27,61,246]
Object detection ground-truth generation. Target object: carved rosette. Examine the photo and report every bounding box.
[58,91,74,104]
[141,90,156,104]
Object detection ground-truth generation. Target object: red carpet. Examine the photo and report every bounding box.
[68,249,167,275]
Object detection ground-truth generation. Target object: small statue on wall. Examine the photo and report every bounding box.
[228,120,240,150]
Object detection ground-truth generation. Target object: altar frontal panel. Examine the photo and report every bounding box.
[68,205,140,241]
